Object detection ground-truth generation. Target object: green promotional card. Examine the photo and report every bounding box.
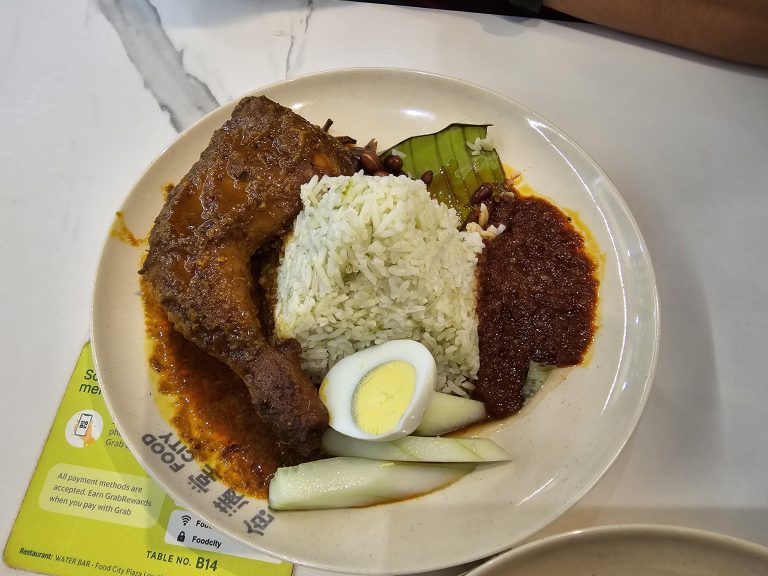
[4,343,292,576]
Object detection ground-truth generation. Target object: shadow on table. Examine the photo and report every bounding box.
[150,0,579,27]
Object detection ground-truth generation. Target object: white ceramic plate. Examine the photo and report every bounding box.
[467,525,768,575]
[92,68,659,574]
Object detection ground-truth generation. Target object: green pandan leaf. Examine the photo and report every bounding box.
[381,124,506,220]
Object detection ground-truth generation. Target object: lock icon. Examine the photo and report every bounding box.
[177,531,186,543]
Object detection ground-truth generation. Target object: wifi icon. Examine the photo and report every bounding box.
[181,514,192,526]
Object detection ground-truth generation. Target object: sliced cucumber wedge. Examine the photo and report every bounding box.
[414,392,487,436]
[523,362,555,400]
[322,429,510,463]
[268,456,473,511]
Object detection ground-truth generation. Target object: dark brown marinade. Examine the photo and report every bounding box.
[473,194,598,418]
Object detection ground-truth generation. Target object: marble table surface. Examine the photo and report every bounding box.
[2,1,767,574]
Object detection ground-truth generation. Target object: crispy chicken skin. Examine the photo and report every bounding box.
[141,96,357,461]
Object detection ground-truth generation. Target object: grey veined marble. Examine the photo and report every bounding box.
[97,0,220,131]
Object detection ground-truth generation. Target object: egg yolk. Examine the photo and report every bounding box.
[352,360,416,435]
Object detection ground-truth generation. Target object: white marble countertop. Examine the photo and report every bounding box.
[2,1,767,574]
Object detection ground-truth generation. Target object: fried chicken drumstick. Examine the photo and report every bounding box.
[141,96,357,461]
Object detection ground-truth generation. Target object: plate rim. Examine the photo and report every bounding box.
[467,523,768,575]
[91,67,660,574]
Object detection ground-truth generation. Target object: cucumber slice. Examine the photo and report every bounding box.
[322,429,510,463]
[414,392,487,436]
[523,362,555,400]
[268,456,473,511]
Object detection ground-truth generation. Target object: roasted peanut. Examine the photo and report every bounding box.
[420,170,433,186]
[471,183,493,204]
[383,154,403,172]
[360,149,385,173]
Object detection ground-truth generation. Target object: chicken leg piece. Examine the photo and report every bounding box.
[141,96,357,461]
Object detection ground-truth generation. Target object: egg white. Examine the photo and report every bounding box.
[320,340,437,441]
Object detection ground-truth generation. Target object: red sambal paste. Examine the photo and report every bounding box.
[473,194,599,417]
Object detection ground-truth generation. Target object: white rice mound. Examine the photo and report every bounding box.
[274,172,484,396]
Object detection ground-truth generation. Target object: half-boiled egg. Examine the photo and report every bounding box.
[319,340,437,441]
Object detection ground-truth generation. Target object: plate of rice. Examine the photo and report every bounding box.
[91,68,659,574]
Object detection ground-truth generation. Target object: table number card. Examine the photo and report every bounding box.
[3,343,292,576]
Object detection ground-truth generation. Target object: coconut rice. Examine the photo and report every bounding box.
[274,172,484,396]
